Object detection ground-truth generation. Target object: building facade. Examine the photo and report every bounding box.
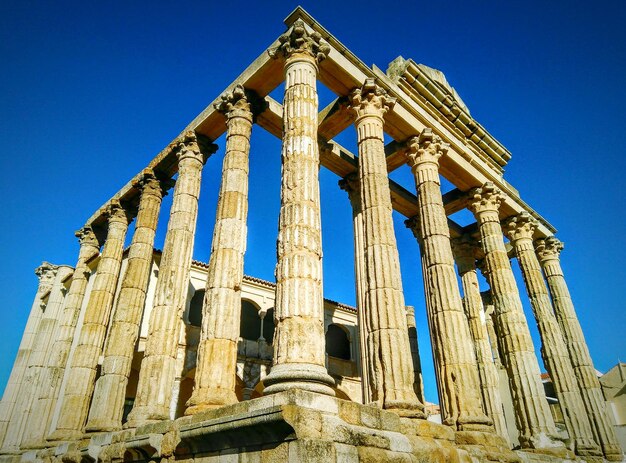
[0,7,623,463]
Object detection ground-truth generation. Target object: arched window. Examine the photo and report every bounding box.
[326,324,350,360]
[188,289,205,327]
[263,308,275,344]
[240,300,261,341]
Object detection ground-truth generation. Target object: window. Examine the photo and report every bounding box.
[263,308,275,344]
[326,324,350,360]
[188,289,205,327]
[240,300,261,341]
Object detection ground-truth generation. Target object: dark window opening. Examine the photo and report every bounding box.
[263,308,275,344]
[326,324,350,360]
[240,300,261,341]
[189,289,205,327]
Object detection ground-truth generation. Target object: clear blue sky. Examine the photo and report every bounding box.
[1,1,624,405]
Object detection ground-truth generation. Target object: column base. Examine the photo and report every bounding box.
[602,443,625,462]
[185,388,239,416]
[382,399,426,419]
[262,363,335,396]
[46,428,83,443]
[84,418,122,433]
[124,406,170,429]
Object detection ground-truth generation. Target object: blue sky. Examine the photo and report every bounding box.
[1,1,624,405]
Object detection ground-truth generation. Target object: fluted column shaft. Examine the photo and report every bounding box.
[50,201,131,441]
[18,229,100,448]
[339,174,371,404]
[536,237,623,460]
[1,264,62,451]
[404,130,489,429]
[186,85,253,413]
[468,183,560,450]
[347,78,423,417]
[85,170,166,432]
[405,306,425,404]
[505,215,600,457]
[452,237,509,441]
[263,21,334,396]
[126,132,213,426]
[0,265,51,448]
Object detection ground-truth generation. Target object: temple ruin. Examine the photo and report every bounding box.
[0,7,623,463]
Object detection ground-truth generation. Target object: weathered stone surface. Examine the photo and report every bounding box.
[126,132,216,427]
[50,201,132,441]
[187,85,253,414]
[451,235,509,442]
[504,213,601,458]
[262,21,334,396]
[347,78,423,419]
[405,129,490,431]
[467,183,562,452]
[86,170,168,432]
[536,236,624,461]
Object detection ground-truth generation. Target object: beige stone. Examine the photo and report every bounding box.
[86,170,168,432]
[262,20,335,396]
[467,182,562,451]
[126,132,216,427]
[404,129,490,431]
[49,200,132,441]
[451,235,509,442]
[536,236,624,461]
[348,78,423,418]
[503,213,600,458]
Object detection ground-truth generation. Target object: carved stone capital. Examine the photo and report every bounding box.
[214,84,253,122]
[467,182,503,215]
[502,211,538,243]
[171,131,217,166]
[349,78,396,120]
[268,19,330,63]
[134,168,171,198]
[75,226,99,248]
[36,261,59,282]
[405,216,422,241]
[535,236,564,263]
[451,235,480,272]
[106,199,130,224]
[338,172,359,195]
[405,129,449,169]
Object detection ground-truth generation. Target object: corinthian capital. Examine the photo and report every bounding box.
[171,131,217,165]
[134,168,172,198]
[75,226,99,248]
[214,84,253,122]
[35,261,59,294]
[405,129,449,169]
[467,182,503,215]
[349,78,396,119]
[502,211,538,242]
[405,216,422,241]
[451,235,480,272]
[534,236,564,263]
[106,199,131,224]
[268,19,330,63]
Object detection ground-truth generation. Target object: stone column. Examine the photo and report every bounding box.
[451,236,509,441]
[49,200,131,441]
[346,78,423,417]
[404,130,489,429]
[186,85,253,413]
[19,228,100,448]
[504,213,600,457]
[126,132,215,426]
[536,237,623,460]
[404,306,424,404]
[262,20,335,396]
[339,173,371,404]
[467,182,562,451]
[85,170,168,432]
[0,263,59,451]
[0,263,54,448]
[18,265,74,448]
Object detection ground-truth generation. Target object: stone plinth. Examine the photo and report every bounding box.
[17,390,527,463]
